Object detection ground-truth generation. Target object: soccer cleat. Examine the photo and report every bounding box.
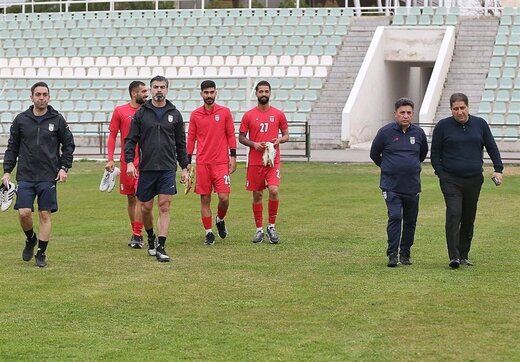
[262,142,276,167]
[251,230,264,244]
[184,166,195,195]
[387,254,398,267]
[204,232,215,246]
[460,259,473,266]
[0,181,16,212]
[35,252,47,268]
[22,238,36,261]
[155,246,170,262]
[147,236,157,256]
[449,259,460,269]
[215,218,228,239]
[99,167,120,192]
[400,255,412,265]
[266,226,279,244]
[128,235,144,249]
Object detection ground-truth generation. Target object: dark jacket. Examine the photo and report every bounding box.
[370,122,428,194]
[124,100,189,171]
[431,115,503,178]
[3,105,75,182]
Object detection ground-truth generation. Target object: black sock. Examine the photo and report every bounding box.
[157,236,166,247]
[24,229,36,242]
[37,240,48,254]
[145,228,154,238]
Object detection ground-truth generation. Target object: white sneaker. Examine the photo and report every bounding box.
[99,167,120,192]
[0,182,16,212]
[107,167,120,193]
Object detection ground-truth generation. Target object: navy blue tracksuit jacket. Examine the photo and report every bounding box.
[370,122,428,194]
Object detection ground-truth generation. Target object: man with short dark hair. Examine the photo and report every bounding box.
[125,76,189,262]
[2,81,75,268]
[431,93,503,269]
[105,81,149,248]
[239,80,289,244]
[187,80,237,246]
[370,98,428,267]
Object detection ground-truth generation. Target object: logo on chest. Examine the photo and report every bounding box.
[168,115,173,123]
[215,114,220,122]
[410,137,415,145]
[48,124,54,131]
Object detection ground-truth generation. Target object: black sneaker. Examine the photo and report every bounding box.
[215,218,228,239]
[147,235,157,256]
[266,227,279,244]
[35,252,47,268]
[251,230,264,244]
[449,259,460,269]
[387,254,398,267]
[128,235,144,249]
[204,232,215,246]
[460,259,473,266]
[155,246,170,262]
[400,255,412,265]
[22,238,37,261]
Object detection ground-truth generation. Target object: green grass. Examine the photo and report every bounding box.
[0,161,519,361]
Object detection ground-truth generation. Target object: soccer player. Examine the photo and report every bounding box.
[187,80,237,246]
[2,81,75,267]
[105,81,149,248]
[239,80,289,244]
[125,76,189,262]
[370,98,428,267]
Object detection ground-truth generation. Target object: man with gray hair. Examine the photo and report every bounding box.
[370,98,428,267]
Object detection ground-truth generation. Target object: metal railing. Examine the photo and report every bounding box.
[0,120,311,161]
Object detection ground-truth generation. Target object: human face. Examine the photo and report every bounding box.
[151,81,168,102]
[256,85,270,105]
[394,105,414,130]
[31,86,50,111]
[133,85,149,105]
[451,100,469,123]
[201,87,216,106]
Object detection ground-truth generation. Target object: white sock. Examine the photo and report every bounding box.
[256,227,263,232]
[206,229,213,234]
[268,224,275,229]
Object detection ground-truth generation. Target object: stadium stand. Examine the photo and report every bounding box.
[0,5,519,153]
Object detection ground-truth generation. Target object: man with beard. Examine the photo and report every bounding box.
[125,76,189,262]
[187,80,237,246]
[239,80,289,244]
[105,81,149,249]
[2,81,75,267]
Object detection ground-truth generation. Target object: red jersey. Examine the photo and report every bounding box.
[239,106,289,166]
[107,103,140,164]
[187,103,237,165]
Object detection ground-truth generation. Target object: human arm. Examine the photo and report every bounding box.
[369,129,383,167]
[174,112,190,182]
[239,132,264,151]
[3,117,20,177]
[124,110,140,164]
[57,115,75,176]
[271,128,289,146]
[430,123,444,178]
[105,109,120,171]
[419,128,429,162]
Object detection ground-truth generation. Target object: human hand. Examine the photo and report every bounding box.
[105,160,115,172]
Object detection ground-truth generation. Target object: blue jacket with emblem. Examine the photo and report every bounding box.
[370,122,428,194]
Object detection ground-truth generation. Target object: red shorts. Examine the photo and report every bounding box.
[119,162,138,195]
[195,163,231,195]
[246,164,281,191]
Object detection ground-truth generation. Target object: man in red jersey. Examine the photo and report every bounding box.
[105,81,149,248]
[239,80,289,244]
[187,80,237,246]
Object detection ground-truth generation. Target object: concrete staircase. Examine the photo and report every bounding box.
[433,16,499,123]
[308,16,390,149]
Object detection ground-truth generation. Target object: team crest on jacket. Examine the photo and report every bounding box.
[410,137,415,144]
[48,124,54,131]
[168,115,173,123]
[269,116,275,123]
[215,115,220,122]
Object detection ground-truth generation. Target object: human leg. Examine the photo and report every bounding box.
[459,175,483,260]
[215,192,229,239]
[384,191,403,258]
[440,175,464,262]
[400,192,419,260]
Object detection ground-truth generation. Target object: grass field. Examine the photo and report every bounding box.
[0,161,519,361]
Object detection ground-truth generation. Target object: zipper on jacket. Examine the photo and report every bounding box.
[37,126,40,145]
